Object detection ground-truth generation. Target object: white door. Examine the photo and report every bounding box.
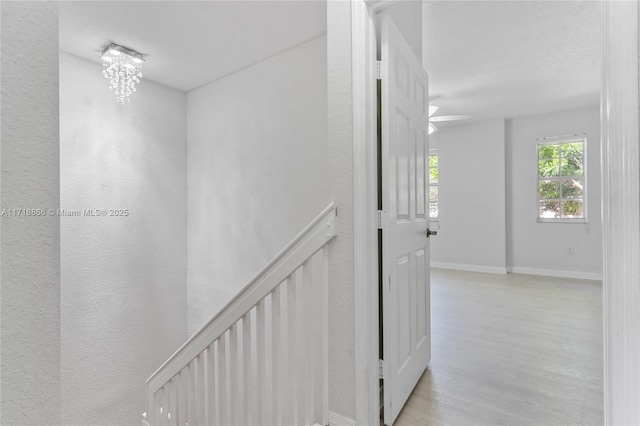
[380,14,431,426]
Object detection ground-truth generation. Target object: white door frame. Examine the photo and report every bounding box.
[351,1,640,425]
[600,1,640,424]
[351,1,394,425]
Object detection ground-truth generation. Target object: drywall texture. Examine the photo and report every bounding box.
[0,3,61,424]
[507,106,602,277]
[327,1,356,419]
[430,119,507,272]
[187,35,329,334]
[59,52,188,425]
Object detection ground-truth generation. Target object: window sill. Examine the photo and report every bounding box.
[537,218,588,224]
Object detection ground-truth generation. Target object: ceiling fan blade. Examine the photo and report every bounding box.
[428,123,438,135]
[429,114,472,122]
[428,105,439,117]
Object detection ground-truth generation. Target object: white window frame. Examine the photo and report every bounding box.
[536,137,588,223]
[429,149,439,221]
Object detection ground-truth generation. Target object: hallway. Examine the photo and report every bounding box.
[395,269,603,425]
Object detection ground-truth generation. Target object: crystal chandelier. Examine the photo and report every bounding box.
[100,43,145,104]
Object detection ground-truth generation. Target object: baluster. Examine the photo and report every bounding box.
[213,342,221,426]
[229,323,239,425]
[153,387,160,426]
[171,376,179,426]
[272,285,282,425]
[188,359,196,424]
[179,369,187,426]
[321,247,330,425]
[243,312,253,426]
[303,258,315,424]
[184,364,190,425]
[162,383,170,426]
[147,388,154,425]
[287,272,298,426]
[205,344,215,426]
[218,334,227,426]
[192,357,198,425]
[256,299,266,425]
[196,352,205,425]
[155,387,164,426]
[169,381,175,426]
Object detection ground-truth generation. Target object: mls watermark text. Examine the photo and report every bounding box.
[1,208,130,217]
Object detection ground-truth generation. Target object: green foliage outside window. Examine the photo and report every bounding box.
[429,152,438,219]
[537,139,585,220]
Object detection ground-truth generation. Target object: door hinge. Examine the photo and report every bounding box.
[379,359,385,379]
[376,60,382,80]
[377,210,384,229]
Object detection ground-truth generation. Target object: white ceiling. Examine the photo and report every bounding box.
[422,0,601,125]
[60,1,599,122]
[59,1,327,92]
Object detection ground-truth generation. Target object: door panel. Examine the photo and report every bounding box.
[396,254,411,366]
[416,248,428,345]
[416,129,427,219]
[381,14,431,425]
[396,110,411,219]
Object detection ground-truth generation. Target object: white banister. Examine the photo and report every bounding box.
[146,203,337,426]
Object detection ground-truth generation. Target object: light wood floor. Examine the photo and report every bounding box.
[394,269,603,426]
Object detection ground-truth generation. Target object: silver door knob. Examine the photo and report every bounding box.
[426,228,437,238]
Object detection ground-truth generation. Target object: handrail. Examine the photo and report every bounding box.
[146,202,336,392]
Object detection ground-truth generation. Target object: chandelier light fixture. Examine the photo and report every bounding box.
[100,43,145,104]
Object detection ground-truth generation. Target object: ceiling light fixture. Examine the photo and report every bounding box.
[428,104,472,134]
[428,105,439,134]
[100,43,145,104]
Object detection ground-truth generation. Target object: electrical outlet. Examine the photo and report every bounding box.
[567,247,574,255]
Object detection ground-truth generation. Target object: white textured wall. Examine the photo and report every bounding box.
[1,3,61,424]
[430,119,507,272]
[59,52,188,425]
[327,0,356,419]
[187,35,329,333]
[507,106,602,277]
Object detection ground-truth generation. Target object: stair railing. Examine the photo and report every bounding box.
[145,203,336,426]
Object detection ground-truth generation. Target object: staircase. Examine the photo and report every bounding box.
[144,203,337,426]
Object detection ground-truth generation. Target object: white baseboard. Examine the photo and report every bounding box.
[507,266,602,281]
[431,261,507,275]
[329,411,356,426]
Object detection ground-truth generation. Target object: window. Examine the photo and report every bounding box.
[537,138,586,221]
[429,150,439,219]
